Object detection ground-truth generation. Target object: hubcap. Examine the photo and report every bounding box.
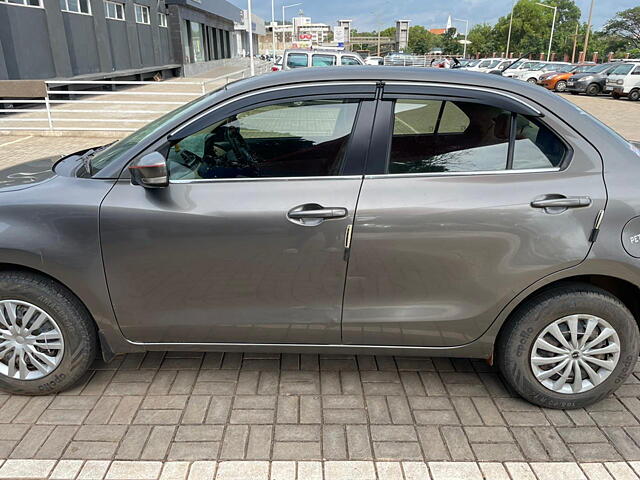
[0,300,64,380]
[530,314,620,394]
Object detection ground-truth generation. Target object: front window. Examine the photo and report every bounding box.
[89,88,227,176]
[134,3,149,24]
[388,99,567,174]
[572,65,593,74]
[166,100,360,180]
[59,0,91,14]
[104,0,124,20]
[529,64,546,71]
[312,54,336,67]
[612,64,634,75]
[286,53,308,68]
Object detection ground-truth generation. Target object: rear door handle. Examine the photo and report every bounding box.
[287,204,347,226]
[531,196,592,210]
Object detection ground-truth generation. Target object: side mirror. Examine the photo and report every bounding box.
[129,152,168,188]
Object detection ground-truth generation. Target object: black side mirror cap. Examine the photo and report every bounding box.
[129,151,168,188]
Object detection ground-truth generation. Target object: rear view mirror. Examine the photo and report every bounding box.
[129,152,168,188]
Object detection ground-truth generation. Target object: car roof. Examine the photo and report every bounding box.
[284,49,359,55]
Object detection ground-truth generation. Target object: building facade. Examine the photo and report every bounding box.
[0,0,261,80]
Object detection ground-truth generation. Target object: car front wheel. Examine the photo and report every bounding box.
[527,78,538,84]
[0,271,97,395]
[555,80,567,92]
[629,89,640,102]
[497,284,639,409]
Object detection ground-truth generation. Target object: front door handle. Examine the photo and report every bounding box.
[531,195,592,213]
[287,204,347,226]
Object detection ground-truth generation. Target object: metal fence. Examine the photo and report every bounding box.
[0,62,271,133]
[383,54,448,67]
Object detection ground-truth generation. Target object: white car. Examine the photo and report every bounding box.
[502,60,543,78]
[365,56,384,66]
[463,58,506,72]
[513,62,571,84]
[605,62,640,101]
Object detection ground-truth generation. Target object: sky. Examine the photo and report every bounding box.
[228,0,638,32]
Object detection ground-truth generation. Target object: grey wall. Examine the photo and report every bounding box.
[0,0,177,80]
[0,4,56,79]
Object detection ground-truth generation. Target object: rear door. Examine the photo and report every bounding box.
[342,84,606,347]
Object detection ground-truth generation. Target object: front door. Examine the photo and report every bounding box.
[101,96,374,344]
[343,89,607,347]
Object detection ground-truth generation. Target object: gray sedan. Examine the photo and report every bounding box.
[1,67,639,408]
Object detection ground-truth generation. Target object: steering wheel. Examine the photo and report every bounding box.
[224,126,259,174]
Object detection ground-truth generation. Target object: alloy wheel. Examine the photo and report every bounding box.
[0,300,64,380]
[530,314,620,394]
[556,81,567,92]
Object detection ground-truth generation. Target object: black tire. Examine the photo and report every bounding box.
[527,78,538,84]
[629,89,640,102]
[555,80,567,92]
[497,284,640,409]
[586,83,601,96]
[612,92,621,100]
[0,271,97,395]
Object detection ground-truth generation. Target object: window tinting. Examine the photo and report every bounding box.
[389,100,511,174]
[287,53,308,68]
[312,54,336,67]
[166,100,360,180]
[512,115,567,169]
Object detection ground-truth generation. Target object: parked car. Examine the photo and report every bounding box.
[463,58,506,72]
[1,67,639,409]
[566,63,619,96]
[605,62,640,101]
[501,60,543,78]
[539,64,595,92]
[365,56,384,66]
[282,49,364,70]
[513,62,572,84]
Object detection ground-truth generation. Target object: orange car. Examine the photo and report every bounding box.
[540,64,596,92]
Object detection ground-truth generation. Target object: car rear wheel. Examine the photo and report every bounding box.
[586,84,601,96]
[497,284,639,409]
[629,89,640,102]
[527,78,538,84]
[555,80,567,92]
[0,271,97,395]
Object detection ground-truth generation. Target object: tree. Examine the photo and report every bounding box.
[491,0,580,58]
[603,7,640,49]
[467,23,496,56]
[407,26,438,54]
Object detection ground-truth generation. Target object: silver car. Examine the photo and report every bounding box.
[282,49,364,69]
[1,67,639,409]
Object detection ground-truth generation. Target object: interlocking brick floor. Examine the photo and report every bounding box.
[1,352,640,465]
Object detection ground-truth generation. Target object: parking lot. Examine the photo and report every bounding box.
[0,92,639,480]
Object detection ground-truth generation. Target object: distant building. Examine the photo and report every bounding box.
[396,20,410,51]
[429,16,453,36]
[336,19,352,44]
[0,0,265,80]
[235,9,266,56]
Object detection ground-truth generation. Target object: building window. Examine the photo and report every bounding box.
[104,1,124,20]
[134,4,150,24]
[158,12,167,28]
[0,0,43,7]
[59,0,91,14]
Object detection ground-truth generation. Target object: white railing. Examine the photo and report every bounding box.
[0,62,271,133]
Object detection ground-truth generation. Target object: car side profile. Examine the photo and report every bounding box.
[282,49,364,70]
[1,67,640,409]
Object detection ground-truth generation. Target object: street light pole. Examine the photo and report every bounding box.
[506,0,515,58]
[536,3,557,61]
[454,18,469,59]
[271,0,276,58]
[247,0,254,76]
[583,0,595,62]
[282,3,303,50]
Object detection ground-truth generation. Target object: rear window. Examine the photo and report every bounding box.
[287,53,308,68]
